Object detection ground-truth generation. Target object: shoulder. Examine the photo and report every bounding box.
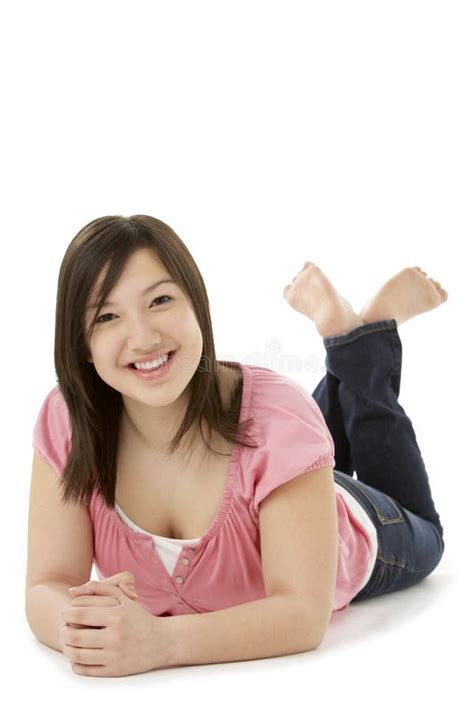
[246,364,323,420]
[32,385,72,477]
[34,384,70,424]
[243,363,335,459]
[239,365,336,517]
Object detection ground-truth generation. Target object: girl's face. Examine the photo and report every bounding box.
[85,247,203,409]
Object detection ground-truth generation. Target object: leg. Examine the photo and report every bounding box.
[315,318,444,539]
[284,263,448,600]
[311,371,354,477]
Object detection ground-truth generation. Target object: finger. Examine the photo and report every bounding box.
[61,622,106,650]
[70,581,138,601]
[121,585,139,599]
[113,581,139,598]
[71,663,110,676]
[100,571,136,588]
[68,581,124,599]
[63,605,117,627]
[71,595,120,607]
[63,640,106,666]
[99,571,138,597]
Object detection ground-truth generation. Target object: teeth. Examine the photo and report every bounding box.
[134,353,170,370]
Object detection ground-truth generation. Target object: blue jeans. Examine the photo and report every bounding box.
[311,319,445,602]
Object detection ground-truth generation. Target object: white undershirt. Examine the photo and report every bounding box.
[115,483,378,588]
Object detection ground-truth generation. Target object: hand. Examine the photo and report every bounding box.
[60,579,167,677]
[69,570,140,601]
[61,570,139,634]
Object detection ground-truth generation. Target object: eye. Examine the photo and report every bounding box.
[94,296,173,324]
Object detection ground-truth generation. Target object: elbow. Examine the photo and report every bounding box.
[294,600,329,651]
[311,633,326,650]
[301,605,330,651]
[305,630,326,652]
[300,633,323,654]
[25,596,35,635]
[271,594,329,653]
[25,598,41,644]
[306,630,325,651]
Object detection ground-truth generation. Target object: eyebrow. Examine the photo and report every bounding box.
[88,279,176,310]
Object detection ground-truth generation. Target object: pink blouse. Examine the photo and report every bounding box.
[32,361,375,615]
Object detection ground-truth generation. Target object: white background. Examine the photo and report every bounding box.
[3,0,471,706]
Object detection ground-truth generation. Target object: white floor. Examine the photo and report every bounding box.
[16,552,464,710]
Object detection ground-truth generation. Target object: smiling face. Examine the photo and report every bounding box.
[85,247,204,414]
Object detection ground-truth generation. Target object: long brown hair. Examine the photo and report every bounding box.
[54,214,258,508]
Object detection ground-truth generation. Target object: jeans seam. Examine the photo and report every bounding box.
[324,320,397,349]
[377,555,406,569]
[373,562,385,585]
[356,488,405,524]
[387,326,401,366]
[356,559,384,598]
[378,557,436,574]
[335,472,405,525]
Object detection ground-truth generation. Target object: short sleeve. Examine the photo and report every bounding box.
[32,386,72,478]
[250,374,335,517]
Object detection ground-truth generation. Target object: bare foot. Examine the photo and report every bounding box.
[359,267,448,327]
[283,261,365,338]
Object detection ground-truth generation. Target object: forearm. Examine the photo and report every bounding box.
[25,579,75,653]
[158,594,319,668]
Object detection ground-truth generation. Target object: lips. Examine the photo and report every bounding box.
[128,351,176,369]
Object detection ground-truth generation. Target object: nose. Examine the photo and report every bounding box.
[127,324,165,351]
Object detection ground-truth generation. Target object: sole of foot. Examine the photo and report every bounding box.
[359,266,448,327]
[283,261,365,338]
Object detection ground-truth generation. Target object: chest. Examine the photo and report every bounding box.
[114,436,233,540]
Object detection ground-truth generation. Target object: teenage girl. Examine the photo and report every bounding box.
[26,215,448,675]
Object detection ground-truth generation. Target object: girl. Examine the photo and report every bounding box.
[27,215,447,675]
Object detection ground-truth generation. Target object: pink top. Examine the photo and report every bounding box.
[32,361,375,615]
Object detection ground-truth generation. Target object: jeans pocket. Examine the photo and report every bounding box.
[350,481,406,526]
[334,470,406,526]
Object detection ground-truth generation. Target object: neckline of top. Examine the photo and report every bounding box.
[97,360,254,552]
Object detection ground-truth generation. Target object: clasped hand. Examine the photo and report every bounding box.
[60,573,167,677]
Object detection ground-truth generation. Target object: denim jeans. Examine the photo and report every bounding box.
[311,319,445,602]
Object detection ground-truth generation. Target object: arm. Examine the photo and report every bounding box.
[25,451,95,653]
[157,465,338,668]
[157,594,319,668]
[25,577,80,653]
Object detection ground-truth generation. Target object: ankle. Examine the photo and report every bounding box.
[359,311,401,327]
[359,305,392,325]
